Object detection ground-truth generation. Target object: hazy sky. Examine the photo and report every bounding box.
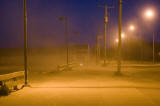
[0,0,160,48]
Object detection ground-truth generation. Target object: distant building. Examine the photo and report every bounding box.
[70,44,90,64]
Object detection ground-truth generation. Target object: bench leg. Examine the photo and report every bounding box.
[0,84,10,95]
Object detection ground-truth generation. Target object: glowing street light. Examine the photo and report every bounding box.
[115,33,125,43]
[121,33,125,38]
[145,10,154,19]
[129,25,135,31]
[115,38,119,43]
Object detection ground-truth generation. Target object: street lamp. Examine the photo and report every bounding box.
[116,0,122,75]
[144,9,155,63]
[129,25,135,31]
[145,10,154,19]
[115,38,119,43]
[59,17,69,65]
[23,0,29,87]
[115,33,125,43]
[121,33,125,38]
[128,24,144,61]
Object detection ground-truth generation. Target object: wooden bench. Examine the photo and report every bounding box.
[57,64,70,71]
[68,63,79,70]
[57,63,78,71]
[0,71,24,95]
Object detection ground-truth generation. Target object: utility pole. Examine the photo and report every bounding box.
[96,36,99,64]
[97,37,101,60]
[104,7,107,66]
[99,6,114,66]
[152,32,155,64]
[59,17,69,65]
[117,0,122,75]
[96,35,103,64]
[65,18,69,65]
[23,0,28,86]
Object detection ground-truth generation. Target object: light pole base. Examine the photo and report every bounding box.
[115,71,122,76]
[102,63,107,67]
[21,84,31,89]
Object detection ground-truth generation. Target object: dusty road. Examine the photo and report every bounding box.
[1,64,160,106]
[1,87,160,106]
